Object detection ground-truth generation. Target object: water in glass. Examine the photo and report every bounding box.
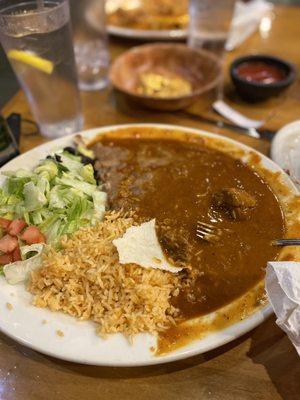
[188,0,236,56]
[0,0,83,139]
[70,0,109,91]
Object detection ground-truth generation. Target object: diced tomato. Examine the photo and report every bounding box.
[12,245,22,262]
[0,217,11,230]
[36,234,46,243]
[7,219,27,236]
[0,234,18,253]
[21,226,45,245]
[0,253,13,265]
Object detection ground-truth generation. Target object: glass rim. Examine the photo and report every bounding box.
[0,0,68,17]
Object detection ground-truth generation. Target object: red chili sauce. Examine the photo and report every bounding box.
[236,61,286,84]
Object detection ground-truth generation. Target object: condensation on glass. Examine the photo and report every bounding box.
[0,0,83,139]
[188,0,236,56]
[70,0,109,91]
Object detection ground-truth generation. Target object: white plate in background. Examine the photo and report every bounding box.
[271,120,300,189]
[105,0,187,40]
[107,24,187,40]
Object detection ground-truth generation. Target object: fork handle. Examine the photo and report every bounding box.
[272,238,300,246]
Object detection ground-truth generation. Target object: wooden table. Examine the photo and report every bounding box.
[1,5,300,400]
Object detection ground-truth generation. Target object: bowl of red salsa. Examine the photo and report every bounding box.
[230,55,296,101]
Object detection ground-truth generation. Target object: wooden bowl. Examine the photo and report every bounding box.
[109,43,222,111]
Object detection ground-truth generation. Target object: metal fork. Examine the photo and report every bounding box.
[196,222,222,242]
[196,221,300,246]
[272,238,300,246]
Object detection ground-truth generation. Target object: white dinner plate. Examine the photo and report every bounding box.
[105,0,187,40]
[0,123,296,366]
[107,24,187,40]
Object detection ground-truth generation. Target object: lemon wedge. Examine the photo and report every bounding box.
[7,49,54,74]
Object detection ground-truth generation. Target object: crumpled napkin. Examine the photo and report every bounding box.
[226,0,273,51]
[266,262,300,355]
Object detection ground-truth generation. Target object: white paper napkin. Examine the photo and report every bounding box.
[226,0,273,51]
[266,262,300,355]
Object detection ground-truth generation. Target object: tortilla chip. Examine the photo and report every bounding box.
[113,219,182,273]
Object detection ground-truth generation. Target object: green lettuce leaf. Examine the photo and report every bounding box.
[0,150,107,244]
[3,243,44,284]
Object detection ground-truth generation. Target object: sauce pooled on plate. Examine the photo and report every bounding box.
[91,130,284,321]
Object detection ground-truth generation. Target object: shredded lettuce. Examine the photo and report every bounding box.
[23,181,48,211]
[34,160,58,180]
[3,243,44,284]
[92,191,107,222]
[77,145,94,159]
[55,175,97,196]
[80,164,96,185]
[0,151,106,244]
[59,153,83,174]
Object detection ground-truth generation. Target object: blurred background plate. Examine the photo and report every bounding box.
[107,24,187,40]
[106,0,188,40]
[271,120,300,189]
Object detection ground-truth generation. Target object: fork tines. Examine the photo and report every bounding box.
[196,221,221,242]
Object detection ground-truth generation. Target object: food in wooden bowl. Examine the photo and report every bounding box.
[109,43,222,110]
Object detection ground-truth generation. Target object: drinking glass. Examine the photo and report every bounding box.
[188,0,236,56]
[0,0,83,139]
[69,0,109,91]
